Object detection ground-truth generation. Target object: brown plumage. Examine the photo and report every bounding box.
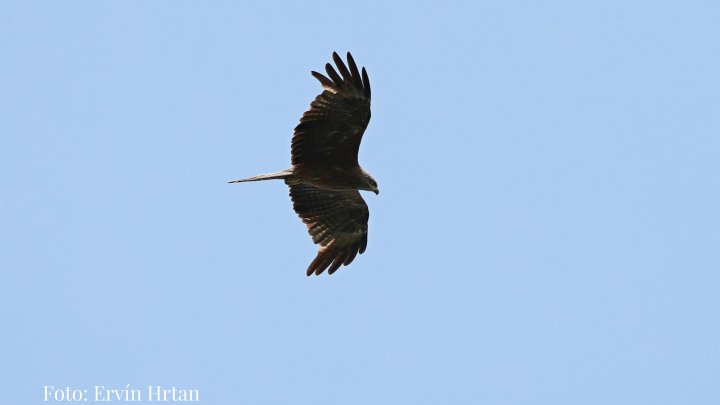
[230,52,377,276]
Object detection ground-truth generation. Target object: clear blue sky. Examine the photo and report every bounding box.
[2,1,719,404]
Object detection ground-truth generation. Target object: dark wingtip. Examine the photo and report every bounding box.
[346,52,356,69]
[325,62,343,85]
[311,70,335,90]
[362,67,371,98]
[327,251,347,275]
[332,52,352,83]
[331,52,343,73]
[346,52,363,88]
[306,252,330,276]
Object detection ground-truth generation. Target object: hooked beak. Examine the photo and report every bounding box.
[373,188,380,195]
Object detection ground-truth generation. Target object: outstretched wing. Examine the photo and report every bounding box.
[288,183,369,275]
[291,52,371,167]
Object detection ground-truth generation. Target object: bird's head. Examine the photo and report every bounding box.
[362,170,379,195]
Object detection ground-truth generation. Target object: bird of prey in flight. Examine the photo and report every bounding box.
[230,52,377,276]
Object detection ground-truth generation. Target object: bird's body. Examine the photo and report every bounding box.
[293,164,374,191]
[230,52,377,276]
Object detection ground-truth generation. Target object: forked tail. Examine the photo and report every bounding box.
[228,169,293,184]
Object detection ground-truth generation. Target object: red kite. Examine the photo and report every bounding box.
[230,52,377,276]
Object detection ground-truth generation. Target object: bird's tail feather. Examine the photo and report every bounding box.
[228,169,293,184]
